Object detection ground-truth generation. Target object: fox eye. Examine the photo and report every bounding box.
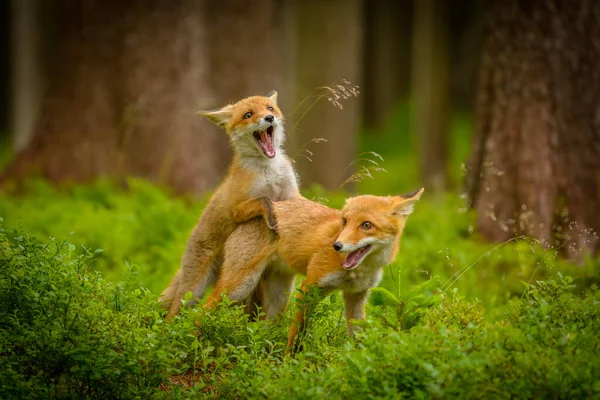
[342,218,347,225]
[243,111,253,119]
[361,221,373,230]
[267,106,274,112]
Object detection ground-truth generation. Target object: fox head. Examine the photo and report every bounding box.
[198,91,284,160]
[333,188,424,270]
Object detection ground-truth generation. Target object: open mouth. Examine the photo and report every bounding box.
[253,126,275,158]
[343,245,372,270]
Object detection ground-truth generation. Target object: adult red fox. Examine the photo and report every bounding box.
[204,189,423,349]
[160,92,300,318]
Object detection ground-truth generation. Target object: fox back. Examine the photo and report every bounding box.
[269,190,423,277]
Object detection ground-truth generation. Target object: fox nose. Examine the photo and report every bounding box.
[333,242,343,252]
[264,114,274,123]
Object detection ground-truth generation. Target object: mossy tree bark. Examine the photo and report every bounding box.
[467,0,600,257]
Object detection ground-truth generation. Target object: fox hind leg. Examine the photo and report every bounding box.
[204,221,275,310]
[166,242,219,318]
[259,262,296,320]
[204,256,270,309]
[159,269,181,310]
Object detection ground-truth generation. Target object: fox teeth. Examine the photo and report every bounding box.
[343,245,371,270]
[254,126,275,158]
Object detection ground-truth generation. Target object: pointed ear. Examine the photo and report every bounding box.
[392,188,424,216]
[267,90,278,105]
[197,107,232,128]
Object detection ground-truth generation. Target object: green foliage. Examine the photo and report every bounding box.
[0,180,599,398]
[0,226,178,398]
[0,179,206,293]
[358,102,473,194]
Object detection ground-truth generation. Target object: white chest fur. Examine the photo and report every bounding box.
[346,268,383,293]
[318,267,384,294]
[247,154,299,201]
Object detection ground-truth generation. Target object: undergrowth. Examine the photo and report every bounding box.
[0,225,598,398]
[1,180,599,398]
[2,179,597,315]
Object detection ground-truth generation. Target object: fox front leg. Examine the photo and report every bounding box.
[342,290,369,338]
[232,197,277,233]
[287,279,331,353]
[287,280,313,353]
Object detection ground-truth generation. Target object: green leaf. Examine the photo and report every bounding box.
[370,287,401,305]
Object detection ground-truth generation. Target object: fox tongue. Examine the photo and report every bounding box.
[343,246,370,270]
[259,130,275,158]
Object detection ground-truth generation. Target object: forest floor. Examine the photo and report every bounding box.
[1,179,599,399]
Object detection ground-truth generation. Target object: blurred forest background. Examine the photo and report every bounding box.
[1,0,482,190]
[0,0,598,261]
[1,1,600,397]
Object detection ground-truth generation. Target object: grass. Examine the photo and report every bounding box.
[0,103,598,397]
[2,179,597,316]
[0,178,599,398]
[0,215,598,398]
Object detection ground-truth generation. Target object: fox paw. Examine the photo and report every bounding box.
[266,214,278,234]
[260,196,278,234]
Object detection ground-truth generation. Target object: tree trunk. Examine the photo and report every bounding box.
[362,0,412,131]
[3,0,283,194]
[9,0,45,152]
[412,0,450,192]
[468,0,600,257]
[288,0,363,190]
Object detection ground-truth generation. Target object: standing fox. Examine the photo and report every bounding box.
[205,189,423,349]
[160,91,299,318]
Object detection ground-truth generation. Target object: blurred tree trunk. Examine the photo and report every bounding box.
[203,1,285,114]
[2,0,282,194]
[288,0,363,190]
[362,0,412,131]
[467,0,600,257]
[412,0,450,192]
[9,0,44,152]
[447,0,484,112]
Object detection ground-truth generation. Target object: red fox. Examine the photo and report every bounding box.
[160,91,300,318]
[204,189,423,349]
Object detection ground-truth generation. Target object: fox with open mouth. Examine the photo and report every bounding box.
[160,91,300,318]
[203,188,423,350]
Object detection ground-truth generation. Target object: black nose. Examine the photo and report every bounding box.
[333,242,343,251]
[264,114,274,123]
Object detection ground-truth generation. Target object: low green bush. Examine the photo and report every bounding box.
[0,179,206,293]
[1,222,598,399]
[1,180,599,398]
[207,277,600,399]
[0,226,180,398]
[2,179,597,315]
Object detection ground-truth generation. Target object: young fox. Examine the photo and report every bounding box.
[160,91,300,318]
[205,189,423,349]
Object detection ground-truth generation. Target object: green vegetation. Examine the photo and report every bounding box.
[0,179,206,293]
[357,103,473,194]
[1,180,598,398]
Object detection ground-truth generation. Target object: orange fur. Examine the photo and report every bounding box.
[160,92,300,318]
[209,189,424,350]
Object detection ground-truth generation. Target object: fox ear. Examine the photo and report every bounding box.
[267,90,278,105]
[197,107,232,128]
[392,188,424,216]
